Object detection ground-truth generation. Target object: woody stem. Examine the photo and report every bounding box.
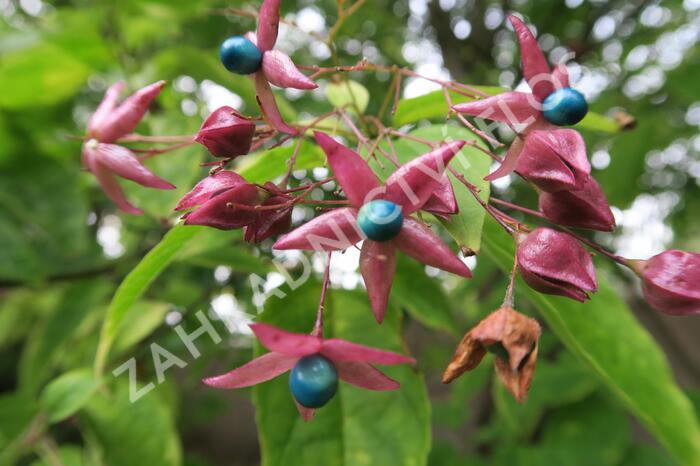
[134,141,195,159]
[447,166,519,235]
[118,134,194,144]
[489,197,628,266]
[503,254,519,308]
[312,252,333,337]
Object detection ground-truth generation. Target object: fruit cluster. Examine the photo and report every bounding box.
[80,0,700,418]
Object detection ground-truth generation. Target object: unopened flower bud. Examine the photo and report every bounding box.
[539,176,616,231]
[517,228,598,302]
[176,171,260,229]
[244,183,293,243]
[194,106,256,158]
[630,250,700,316]
[515,129,590,192]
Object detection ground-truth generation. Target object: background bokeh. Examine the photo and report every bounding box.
[1,0,699,465]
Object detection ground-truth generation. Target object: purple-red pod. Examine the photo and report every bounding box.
[539,175,616,231]
[516,228,598,302]
[175,171,248,211]
[195,106,256,158]
[515,129,590,192]
[631,250,700,316]
[244,195,293,243]
[182,183,260,230]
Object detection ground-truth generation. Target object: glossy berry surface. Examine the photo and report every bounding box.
[357,200,404,242]
[289,354,338,408]
[220,36,263,75]
[542,87,588,126]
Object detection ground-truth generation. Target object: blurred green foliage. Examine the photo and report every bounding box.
[1,0,700,465]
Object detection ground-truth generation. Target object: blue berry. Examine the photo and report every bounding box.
[542,87,588,126]
[289,355,338,408]
[357,200,404,242]
[220,36,263,75]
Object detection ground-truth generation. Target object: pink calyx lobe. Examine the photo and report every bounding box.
[247,0,317,134]
[273,133,471,321]
[202,323,415,421]
[83,80,174,214]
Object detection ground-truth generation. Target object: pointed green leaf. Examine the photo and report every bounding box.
[41,369,99,423]
[326,80,370,114]
[94,225,203,376]
[82,383,181,466]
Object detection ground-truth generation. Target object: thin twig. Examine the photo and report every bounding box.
[312,251,333,337]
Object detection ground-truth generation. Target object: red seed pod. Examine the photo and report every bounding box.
[194,106,256,158]
[539,175,616,231]
[632,250,700,316]
[244,184,294,243]
[515,129,590,192]
[175,171,247,211]
[442,307,540,403]
[516,228,598,302]
[176,171,261,230]
[182,183,261,230]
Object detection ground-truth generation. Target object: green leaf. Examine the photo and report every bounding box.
[41,369,99,423]
[393,87,621,133]
[110,301,171,358]
[253,282,430,466]
[413,125,491,253]
[0,288,61,351]
[505,394,630,466]
[490,353,599,440]
[392,255,457,333]
[577,111,620,133]
[393,87,504,126]
[94,225,203,377]
[621,445,677,466]
[174,227,270,274]
[0,393,39,450]
[30,445,84,466]
[326,80,370,114]
[179,246,271,275]
[82,383,181,466]
[19,279,110,394]
[0,42,91,108]
[0,393,40,464]
[0,156,99,282]
[481,218,700,465]
[236,140,325,183]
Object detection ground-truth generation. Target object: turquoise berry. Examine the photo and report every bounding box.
[357,200,404,242]
[220,36,263,75]
[289,354,338,408]
[542,87,588,126]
